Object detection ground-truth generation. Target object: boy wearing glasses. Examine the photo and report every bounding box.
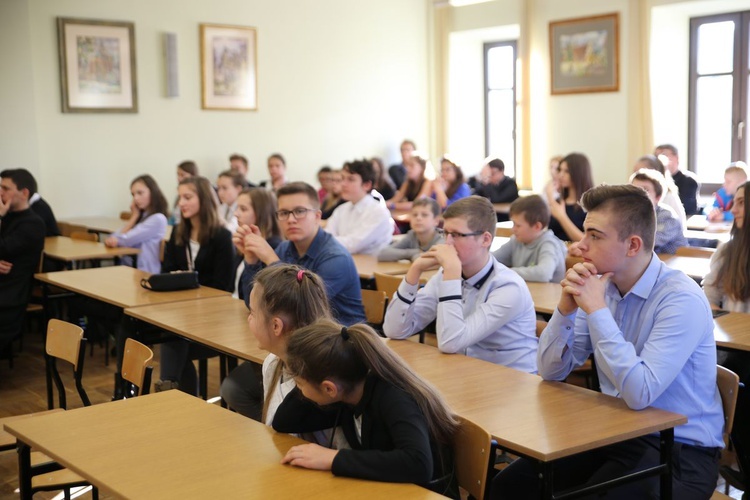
[325,159,394,255]
[383,196,538,372]
[225,181,365,419]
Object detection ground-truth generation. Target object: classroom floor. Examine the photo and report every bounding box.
[0,321,744,499]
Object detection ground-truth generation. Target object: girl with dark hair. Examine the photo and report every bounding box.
[545,152,594,242]
[273,319,459,498]
[431,156,470,209]
[387,152,433,210]
[104,174,168,274]
[171,160,198,225]
[156,176,235,394]
[371,157,396,201]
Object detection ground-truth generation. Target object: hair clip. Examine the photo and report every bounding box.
[340,326,349,341]
[296,269,305,283]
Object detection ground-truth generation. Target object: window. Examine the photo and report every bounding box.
[484,41,516,178]
[689,12,750,184]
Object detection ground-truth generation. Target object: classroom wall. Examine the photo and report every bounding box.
[0,0,429,218]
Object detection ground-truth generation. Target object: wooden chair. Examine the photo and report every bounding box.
[57,222,87,237]
[717,365,741,495]
[565,254,584,270]
[70,230,98,242]
[374,272,403,301]
[361,289,387,330]
[121,338,154,396]
[45,319,90,410]
[675,246,716,258]
[453,416,497,500]
[120,210,133,220]
[495,226,513,237]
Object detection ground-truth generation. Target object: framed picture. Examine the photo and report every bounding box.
[549,13,619,95]
[200,24,257,111]
[57,17,137,113]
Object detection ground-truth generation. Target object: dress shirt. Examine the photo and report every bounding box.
[325,194,393,255]
[383,256,538,372]
[538,254,724,448]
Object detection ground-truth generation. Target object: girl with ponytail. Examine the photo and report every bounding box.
[274,320,459,497]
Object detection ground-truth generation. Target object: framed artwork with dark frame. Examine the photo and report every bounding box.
[549,13,619,95]
[57,17,138,113]
[200,23,257,111]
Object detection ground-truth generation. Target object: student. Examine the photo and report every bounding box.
[16,169,60,237]
[543,155,563,201]
[493,184,723,499]
[492,195,567,283]
[544,152,594,242]
[378,198,444,262]
[229,153,257,187]
[431,156,471,209]
[473,158,519,205]
[326,160,393,255]
[704,180,750,313]
[273,319,459,498]
[104,174,169,274]
[383,196,538,373]
[707,163,747,222]
[387,152,433,211]
[171,160,198,225]
[156,176,235,394]
[317,165,333,204]
[222,264,332,422]
[654,143,701,216]
[629,169,687,254]
[388,139,416,189]
[260,153,289,192]
[216,170,247,233]
[223,182,365,415]
[632,154,686,228]
[0,169,45,353]
[371,157,396,201]
[321,169,345,220]
[231,187,282,300]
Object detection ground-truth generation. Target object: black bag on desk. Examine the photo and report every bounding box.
[140,271,199,291]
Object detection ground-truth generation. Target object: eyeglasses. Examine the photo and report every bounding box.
[276,207,315,221]
[437,228,484,239]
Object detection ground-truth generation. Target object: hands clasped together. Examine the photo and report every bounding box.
[233,224,278,266]
[558,262,612,316]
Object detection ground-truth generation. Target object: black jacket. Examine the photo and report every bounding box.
[0,208,45,308]
[162,226,235,292]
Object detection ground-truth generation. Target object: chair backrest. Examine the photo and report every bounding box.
[58,222,87,237]
[535,320,547,338]
[495,226,512,237]
[70,231,98,242]
[121,338,154,396]
[120,210,133,220]
[717,365,740,439]
[676,246,716,258]
[361,289,387,325]
[565,254,584,270]
[453,416,497,500]
[159,239,166,263]
[45,319,90,409]
[374,272,403,300]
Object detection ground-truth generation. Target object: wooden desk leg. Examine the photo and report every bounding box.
[660,428,674,500]
[17,441,31,500]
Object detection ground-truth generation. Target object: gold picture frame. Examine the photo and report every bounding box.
[549,13,619,95]
[200,23,258,111]
[57,17,138,113]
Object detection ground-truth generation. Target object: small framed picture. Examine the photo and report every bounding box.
[57,17,138,113]
[549,13,619,95]
[200,23,258,111]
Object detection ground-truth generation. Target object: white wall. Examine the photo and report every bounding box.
[0,0,429,217]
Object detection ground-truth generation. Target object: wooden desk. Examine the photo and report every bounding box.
[686,214,731,232]
[714,312,750,352]
[493,203,511,214]
[125,296,267,363]
[351,254,412,279]
[5,391,442,500]
[658,254,711,281]
[526,282,561,316]
[59,216,124,234]
[44,236,139,264]
[35,266,229,309]
[387,340,685,498]
[684,229,730,245]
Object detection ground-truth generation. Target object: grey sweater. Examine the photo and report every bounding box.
[377,230,444,262]
[492,229,567,283]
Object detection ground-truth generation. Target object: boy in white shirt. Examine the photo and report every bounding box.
[325,159,393,255]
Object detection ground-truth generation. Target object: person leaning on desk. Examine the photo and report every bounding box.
[492,184,723,500]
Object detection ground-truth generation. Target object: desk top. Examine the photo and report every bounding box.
[686,214,732,232]
[658,254,711,281]
[387,340,686,461]
[44,236,140,262]
[4,391,441,499]
[125,296,268,363]
[525,282,561,315]
[714,312,750,352]
[35,266,229,308]
[351,254,412,279]
[59,216,124,234]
